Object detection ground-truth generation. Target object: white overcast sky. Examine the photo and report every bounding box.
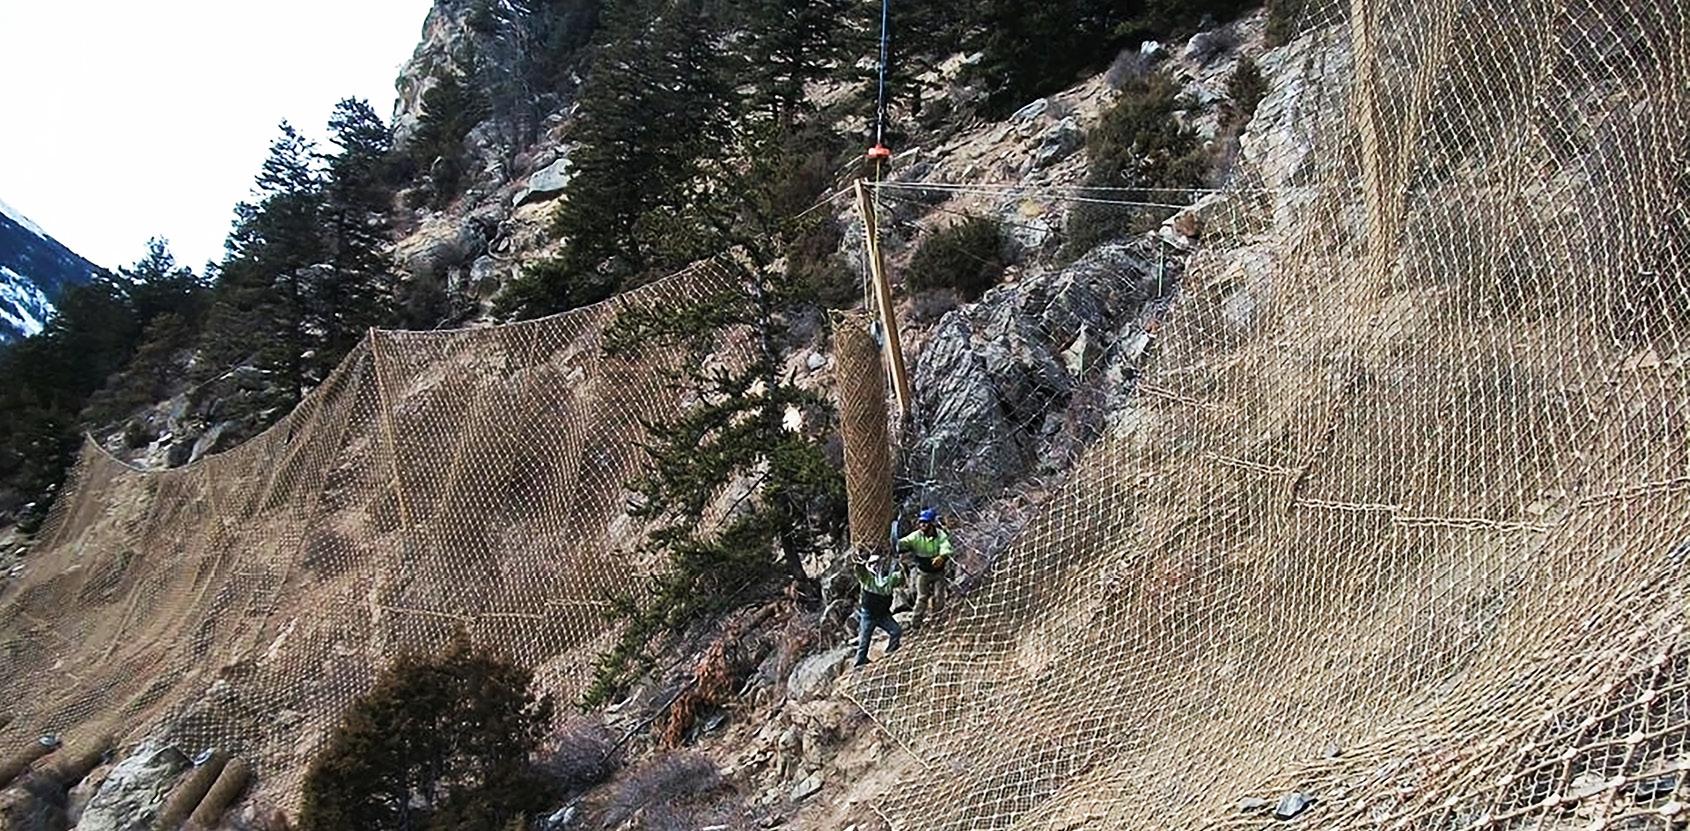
[0,0,435,272]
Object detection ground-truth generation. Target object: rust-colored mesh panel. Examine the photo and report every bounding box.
[842,0,1690,829]
[0,261,746,803]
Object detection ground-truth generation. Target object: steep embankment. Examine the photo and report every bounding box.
[3,0,1687,829]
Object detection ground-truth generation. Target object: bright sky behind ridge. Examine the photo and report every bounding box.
[0,0,435,272]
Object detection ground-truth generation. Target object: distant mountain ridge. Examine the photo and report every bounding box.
[0,198,102,343]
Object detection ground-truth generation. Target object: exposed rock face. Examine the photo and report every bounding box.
[907,241,1175,513]
[76,744,189,831]
[392,0,478,147]
[1243,22,1354,223]
[394,213,486,283]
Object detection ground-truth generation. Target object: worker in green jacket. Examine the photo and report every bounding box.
[897,508,953,629]
[854,551,904,667]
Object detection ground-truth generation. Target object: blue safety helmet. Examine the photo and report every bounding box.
[918,508,938,524]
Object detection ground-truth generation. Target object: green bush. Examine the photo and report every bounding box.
[906,217,1007,299]
[298,637,557,831]
[1064,73,1208,258]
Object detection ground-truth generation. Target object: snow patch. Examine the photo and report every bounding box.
[0,266,52,337]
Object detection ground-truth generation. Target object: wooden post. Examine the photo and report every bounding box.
[853,179,913,416]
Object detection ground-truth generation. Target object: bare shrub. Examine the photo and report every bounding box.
[539,716,617,794]
[910,288,963,324]
[1106,48,1151,90]
[601,752,725,829]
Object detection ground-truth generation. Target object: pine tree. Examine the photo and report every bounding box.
[0,275,141,523]
[411,72,490,204]
[736,0,853,124]
[82,239,208,424]
[584,265,845,705]
[123,237,207,325]
[198,123,327,409]
[964,0,1127,118]
[498,0,737,318]
[315,98,399,376]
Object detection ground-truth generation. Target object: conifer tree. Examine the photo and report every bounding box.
[498,0,737,318]
[316,98,399,376]
[83,239,208,423]
[411,71,490,204]
[584,261,845,704]
[197,123,326,409]
[737,0,853,124]
[964,0,1126,118]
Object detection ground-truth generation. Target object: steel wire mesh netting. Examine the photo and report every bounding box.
[0,0,1685,825]
[0,260,750,801]
[843,0,1690,828]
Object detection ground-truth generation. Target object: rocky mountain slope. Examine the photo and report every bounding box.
[0,5,1299,830]
[0,199,101,343]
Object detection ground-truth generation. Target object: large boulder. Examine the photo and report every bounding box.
[786,645,855,701]
[513,154,574,206]
[76,744,189,831]
[394,215,485,283]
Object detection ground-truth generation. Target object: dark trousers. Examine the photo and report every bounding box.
[855,606,902,666]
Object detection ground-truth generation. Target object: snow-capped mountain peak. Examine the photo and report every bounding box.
[0,198,101,343]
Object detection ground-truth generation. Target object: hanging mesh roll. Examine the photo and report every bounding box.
[834,313,897,555]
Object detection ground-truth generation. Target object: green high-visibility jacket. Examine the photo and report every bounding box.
[855,563,904,596]
[897,528,953,572]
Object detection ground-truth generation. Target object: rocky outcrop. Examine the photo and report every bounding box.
[906,240,1176,513]
[76,744,188,831]
[392,1,478,147]
[394,213,487,285]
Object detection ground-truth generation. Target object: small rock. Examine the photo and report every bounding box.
[469,255,503,296]
[1182,31,1229,66]
[539,803,578,830]
[790,772,823,802]
[1140,40,1164,60]
[1274,792,1314,820]
[1634,775,1679,802]
[1569,771,1607,801]
[1032,117,1082,168]
[1060,327,1093,376]
[805,351,827,371]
